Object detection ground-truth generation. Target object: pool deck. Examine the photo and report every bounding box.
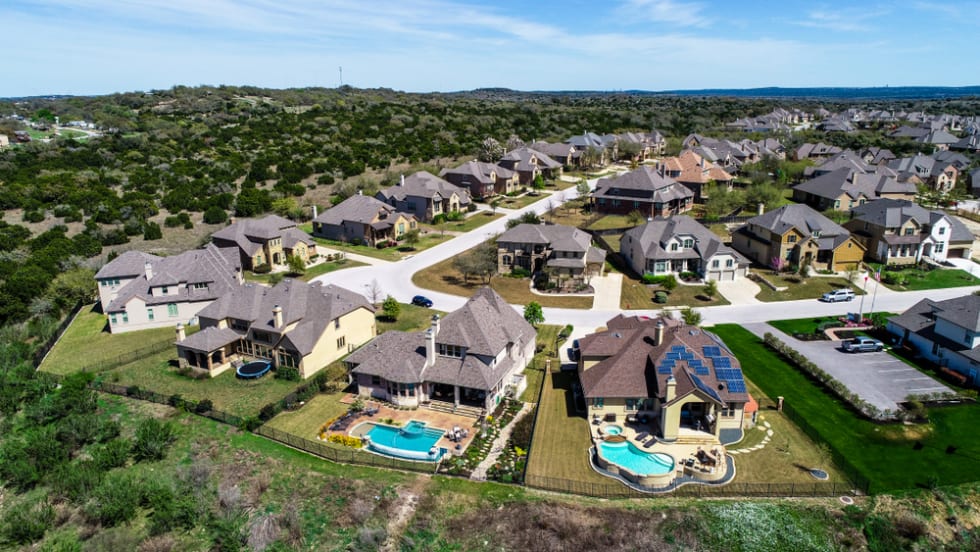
[336,395,479,455]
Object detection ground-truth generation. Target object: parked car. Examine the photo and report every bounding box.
[821,288,855,302]
[842,337,884,353]
[411,295,433,307]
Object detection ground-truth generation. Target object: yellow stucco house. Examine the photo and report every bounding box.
[176,280,376,378]
[211,215,316,270]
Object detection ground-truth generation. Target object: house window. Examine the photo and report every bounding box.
[110,314,117,324]
[371,375,381,386]
[625,399,640,411]
[167,303,178,317]
[437,344,463,358]
[147,308,154,321]
[161,286,169,295]
[592,397,604,409]
[834,200,840,209]
[722,403,737,418]
[935,243,944,253]
[121,311,128,323]
[725,259,734,268]
[683,239,693,248]
[193,283,208,289]
[904,227,914,236]
[670,243,678,251]
[712,260,720,268]
[654,261,667,272]
[787,235,797,243]
[939,227,946,235]
[337,336,346,349]
[335,319,341,329]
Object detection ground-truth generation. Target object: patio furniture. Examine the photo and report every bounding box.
[634,431,650,441]
[642,438,655,448]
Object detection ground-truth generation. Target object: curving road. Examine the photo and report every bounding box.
[313,180,980,334]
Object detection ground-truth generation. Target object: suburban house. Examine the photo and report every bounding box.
[95,244,244,334]
[604,131,667,160]
[578,315,751,444]
[733,203,866,272]
[916,130,960,151]
[621,216,750,282]
[658,150,733,202]
[792,167,917,211]
[887,155,959,193]
[592,166,694,217]
[860,147,897,165]
[795,142,842,161]
[344,288,537,414]
[887,294,980,388]
[312,194,417,246]
[497,146,564,184]
[175,280,375,378]
[211,215,316,271]
[529,141,579,167]
[566,132,615,165]
[951,134,980,153]
[496,223,606,285]
[803,150,886,179]
[844,199,974,264]
[440,160,519,198]
[375,171,471,223]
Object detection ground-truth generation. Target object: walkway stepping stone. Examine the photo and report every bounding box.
[766,429,774,437]
[763,421,771,428]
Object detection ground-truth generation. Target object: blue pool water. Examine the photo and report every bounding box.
[365,421,446,461]
[599,441,674,475]
[604,424,623,436]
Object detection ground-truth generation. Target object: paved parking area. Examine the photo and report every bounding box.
[745,324,952,412]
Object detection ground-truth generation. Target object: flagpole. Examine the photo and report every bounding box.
[858,274,868,323]
[869,270,879,320]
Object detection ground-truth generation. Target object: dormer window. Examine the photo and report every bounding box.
[904,227,915,236]
[161,286,169,295]
[812,231,821,238]
[437,344,464,358]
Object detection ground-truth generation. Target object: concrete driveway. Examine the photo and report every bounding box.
[746,324,952,413]
[717,277,761,305]
[590,273,622,310]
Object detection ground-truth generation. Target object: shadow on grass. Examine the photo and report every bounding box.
[550,370,587,419]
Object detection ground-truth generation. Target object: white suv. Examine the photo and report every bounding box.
[821,288,855,302]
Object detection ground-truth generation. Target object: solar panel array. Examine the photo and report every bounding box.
[702,346,721,357]
[659,344,748,394]
[690,374,723,403]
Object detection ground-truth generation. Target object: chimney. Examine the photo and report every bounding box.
[175,323,185,342]
[665,375,676,402]
[757,202,765,216]
[400,174,405,186]
[425,328,436,368]
[655,320,665,346]
[144,261,153,280]
[430,314,440,336]
[273,305,283,328]
[312,205,318,219]
[357,190,363,196]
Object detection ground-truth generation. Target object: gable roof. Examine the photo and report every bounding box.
[849,199,948,229]
[313,194,415,227]
[499,146,563,172]
[624,216,747,264]
[745,203,850,239]
[211,216,313,257]
[376,171,471,205]
[498,223,591,252]
[436,287,535,356]
[96,250,160,279]
[661,150,733,185]
[594,166,694,203]
[794,167,915,201]
[439,160,515,185]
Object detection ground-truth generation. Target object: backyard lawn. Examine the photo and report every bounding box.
[521,324,561,403]
[525,370,609,486]
[244,258,366,284]
[377,303,445,333]
[495,191,551,210]
[39,304,184,375]
[263,391,350,438]
[754,275,862,302]
[587,215,634,231]
[413,254,594,309]
[710,323,980,492]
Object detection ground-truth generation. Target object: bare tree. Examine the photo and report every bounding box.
[366,279,383,304]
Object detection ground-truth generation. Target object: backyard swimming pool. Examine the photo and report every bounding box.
[599,441,674,476]
[363,420,446,461]
[603,424,623,436]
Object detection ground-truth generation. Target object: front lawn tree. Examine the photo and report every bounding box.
[523,301,544,327]
[286,254,306,276]
[381,295,400,321]
[403,228,421,250]
[575,179,590,198]
[681,307,702,326]
[702,279,718,300]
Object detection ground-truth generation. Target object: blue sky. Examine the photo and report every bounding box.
[2,0,978,96]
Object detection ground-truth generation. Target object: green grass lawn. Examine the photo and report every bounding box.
[875,267,980,291]
[244,258,367,284]
[587,215,634,231]
[768,312,897,336]
[376,303,444,333]
[39,304,185,375]
[525,370,609,486]
[710,323,980,492]
[420,211,503,233]
[262,391,350,438]
[496,192,551,210]
[754,275,862,302]
[96,347,301,418]
[521,324,561,403]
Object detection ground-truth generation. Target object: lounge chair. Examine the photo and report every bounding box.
[642,438,655,448]
[634,431,650,442]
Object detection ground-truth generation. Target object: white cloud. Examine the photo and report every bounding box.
[794,6,890,33]
[617,0,711,28]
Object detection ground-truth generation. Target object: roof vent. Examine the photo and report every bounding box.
[718,383,725,390]
[690,329,700,336]
[614,332,622,338]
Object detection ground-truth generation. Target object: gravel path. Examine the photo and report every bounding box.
[470,402,533,481]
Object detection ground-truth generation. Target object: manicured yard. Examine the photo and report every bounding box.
[39,304,186,375]
[754,275,863,302]
[587,215,634,231]
[94,347,301,418]
[262,391,350,438]
[376,303,445,333]
[412,254,594,309]
[495,192,551,210]
[244,258,366,284]
[300,222,456,261]
[525,370,609,486]
[710,323,980,492]
[767,312,897,337]
[873,266,980,291]
[542,200,592,228]
[521,324,561,403]
[420,211,503,233]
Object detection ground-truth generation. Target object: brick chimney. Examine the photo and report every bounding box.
[175,323,185,342]
[273,305,283,328]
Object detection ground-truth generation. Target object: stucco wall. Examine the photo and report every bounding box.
[298,307,377,379]
[108,297,212,334]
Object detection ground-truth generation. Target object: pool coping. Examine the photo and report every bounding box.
[355,419,450,464]
[589,447,737,493]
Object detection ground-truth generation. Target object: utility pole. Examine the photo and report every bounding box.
[339,66,343,87]
[857,274,869,323]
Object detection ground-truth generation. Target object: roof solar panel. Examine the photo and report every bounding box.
[671,345,687,352]
[702,346,721,357]
[691,374,722,403]
[727,380,747,394]
[695,366,710,376]
[665,352,680,360]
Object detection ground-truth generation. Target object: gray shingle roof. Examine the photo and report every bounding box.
[376,171,471,205]
[177,326,242,353]
[794,167,915,201]
[95,250,160,279]
[623,215,747,265]
[313,194,415,226]
[891,295,980,336]
[594,166,693,203]
[745,204,850,239]
[439,161,514,185]
[212,216,313,255]
[497,223,591,252]
[499,147,563,172]
[849,199,947,230]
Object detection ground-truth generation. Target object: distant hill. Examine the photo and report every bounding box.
[626,86,980,100]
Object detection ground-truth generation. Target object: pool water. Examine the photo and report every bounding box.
[365,421,445,461]
[604,424,623,436]
[599,441,674,475]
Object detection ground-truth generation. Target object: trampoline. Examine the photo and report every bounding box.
[237,360,272,379]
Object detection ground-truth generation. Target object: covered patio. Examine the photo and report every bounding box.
[175,324,244,377]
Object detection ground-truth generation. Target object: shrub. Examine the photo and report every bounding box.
[654,291,668,304]
[509,408,535,450]
[23,210,45,223]
[0,497,54,545]
[131,418,176,462]
[203,205,228,224]
[195,399,214,414]
[509,267,531,278]
[252,263,272,274]
[91,438,131,470]
[143,480,198,536]
[85,472,141,527]
[50,460,103,502]
[661,274,678,291]
[327,434,363,448]
[275,366,301,381]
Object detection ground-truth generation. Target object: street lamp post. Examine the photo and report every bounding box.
[857,275,869,323]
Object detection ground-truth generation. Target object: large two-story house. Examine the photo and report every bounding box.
[887,154,959,193]
[887,294,980,387]
[95,244,243,334]
[496,223,606,285]
[344,288,537,414]
[732,204,865,272]
[592,166,694,217]
[175,279,376,378]
[211,215,316,270]
[659,150,733,202]
[792,167,917,211]
[375,171,471,223]
[844,199,974,264]
[578,315,751,444]
[312,194,417,246]
[440,161,519,199]
[621,216,749,282]
[497,147,564,185]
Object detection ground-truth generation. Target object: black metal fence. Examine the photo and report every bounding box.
[780,401,873,494]
[32,300,86,367]
[525,474,859,499]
